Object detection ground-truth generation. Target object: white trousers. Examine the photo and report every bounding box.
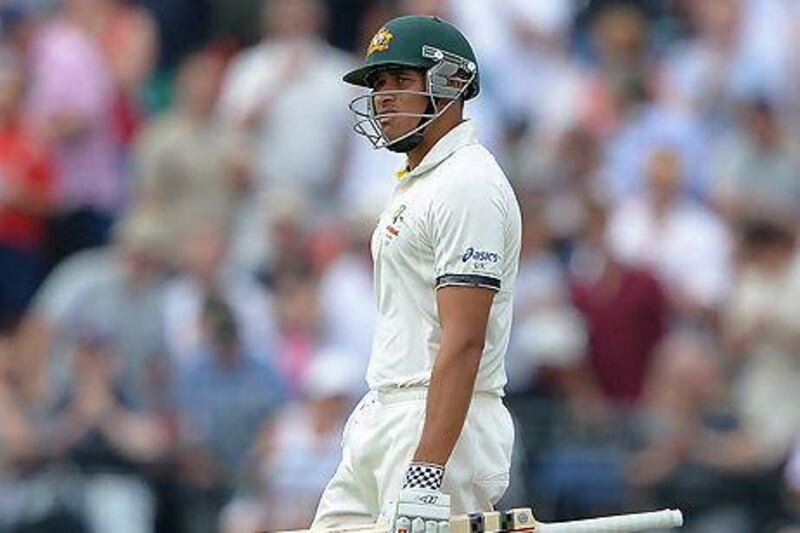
[312,388,514,530]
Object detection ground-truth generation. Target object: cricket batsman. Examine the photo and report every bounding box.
[312,14,522,532]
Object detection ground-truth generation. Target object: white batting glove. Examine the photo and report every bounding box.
[392,463,451,533]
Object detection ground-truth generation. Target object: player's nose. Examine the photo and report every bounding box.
[374,91,397,112]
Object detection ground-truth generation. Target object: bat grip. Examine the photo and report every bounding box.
[537,509,683,532]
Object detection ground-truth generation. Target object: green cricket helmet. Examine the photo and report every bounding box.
[343,15,480,152]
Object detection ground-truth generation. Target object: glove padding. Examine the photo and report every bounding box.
[392,487,451,533]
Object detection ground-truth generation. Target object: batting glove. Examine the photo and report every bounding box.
[392,462,451,533]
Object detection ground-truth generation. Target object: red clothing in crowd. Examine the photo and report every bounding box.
[570,260,667,403]
[0,123,53,250]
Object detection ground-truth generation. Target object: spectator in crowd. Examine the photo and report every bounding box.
[665,0,795,126]
[566,199,667,415]
[81,0,158,146]
[26,0,124,269]
[218,0,355,273]
[580,3,656,138]
[0,48,53,332]
[720,218,800,474]
[0,330,88,532]
[664,0,745,124]
[14,246,115,407]
[710,96,800,222]
[607,146,732,325]
[45,326,170,533]
[627,332,726,494]
[13,243,117,403]
[134,48,248,255]
[16,209,171,409]
[173,294,285,533]
[217,0,354,203]
[219,348,361,533]
[162,219,277,370]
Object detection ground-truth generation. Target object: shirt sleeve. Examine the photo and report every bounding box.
[429,172,507,291]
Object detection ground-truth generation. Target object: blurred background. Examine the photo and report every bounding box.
[2,0,800,532]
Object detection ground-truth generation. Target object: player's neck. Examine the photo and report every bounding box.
[406,107,463,170]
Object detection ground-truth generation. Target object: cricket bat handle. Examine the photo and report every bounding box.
[537,508,683,532]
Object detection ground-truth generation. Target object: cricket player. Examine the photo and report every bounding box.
[312,15,521,532]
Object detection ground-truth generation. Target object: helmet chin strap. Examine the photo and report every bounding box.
[384,99,436,153]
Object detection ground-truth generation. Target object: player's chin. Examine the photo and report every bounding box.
[381,123,413,143]
[378,118,396,135]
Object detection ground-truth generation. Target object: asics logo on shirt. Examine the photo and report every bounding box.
[461,247,500,263]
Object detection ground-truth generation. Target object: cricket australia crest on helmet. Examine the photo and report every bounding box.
[367,27,394,56]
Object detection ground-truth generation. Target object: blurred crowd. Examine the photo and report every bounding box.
[2,0,800,532]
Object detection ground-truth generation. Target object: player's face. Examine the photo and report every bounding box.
[370,69,429,142]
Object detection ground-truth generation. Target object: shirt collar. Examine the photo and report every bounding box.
[396,120,478,182]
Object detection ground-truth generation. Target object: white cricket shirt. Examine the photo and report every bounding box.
[367,120,521,395]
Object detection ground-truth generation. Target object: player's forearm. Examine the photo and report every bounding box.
[413,337,483,466]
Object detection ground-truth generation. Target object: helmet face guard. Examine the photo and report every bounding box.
[348,45,477,151]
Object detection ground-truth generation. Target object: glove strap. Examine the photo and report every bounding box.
[403,461,444,490]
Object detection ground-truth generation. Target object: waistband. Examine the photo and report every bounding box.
[372,386,502,405]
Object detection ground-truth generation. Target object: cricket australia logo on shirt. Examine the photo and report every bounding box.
[461,246,500,270]
[385,204,407,239]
